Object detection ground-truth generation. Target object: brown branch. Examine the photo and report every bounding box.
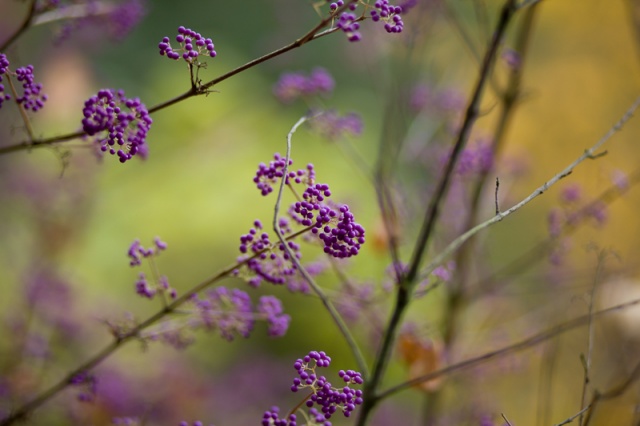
[0,226,312,425]
[355,1,518,425]
[0,0,37,52]
[0,11,348,156]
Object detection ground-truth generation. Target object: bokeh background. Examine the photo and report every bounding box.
[1,0,640,425]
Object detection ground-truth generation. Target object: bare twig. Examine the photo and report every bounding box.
[0,226,313,425]
[578,251,606,425]
[0,9,350,156]
[495,177,501,214]
[470,168,640,298]
[582,360,640,426]
[356,2,518,425]
[0,0,37,52]
[501,413,514,426]
[554,406,590,426]
[377,296,640,400]
[418,96,640,281]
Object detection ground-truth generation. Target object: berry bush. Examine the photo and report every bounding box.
[1,1,640,425]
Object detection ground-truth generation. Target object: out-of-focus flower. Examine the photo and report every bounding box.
[307,110,363,141]
[273,68,334,103]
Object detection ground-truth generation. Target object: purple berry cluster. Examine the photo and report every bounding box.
[290,351,364,422]
[127,238,177,300]
[0,53,11,109]
[337,10,361,42]
[273,68,335,104]
[127,237,167,266]
[257,295,291,337]
[81,88,152,163]
[253,153,316,196]
[14,65,48,112]
[325,0,361,42]
[370,0,404,33]
[189,286,290,341]
[252,153,366,259]
[236,219,301,287]
[293,185,366,258]
[307,110,363,140]
[262,406,296,426]
[254,154,295,196]
[159,26,217,63]
[0,55,48,112]
[191,287,255,341]
[106,0,147,42]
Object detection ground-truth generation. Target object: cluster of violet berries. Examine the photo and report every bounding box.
[287,351,363,424]
[326,0,405,41]
[292,184,366,259]
[253,153,316,196]
[127,237,177,300]
[0,53,10,108]
[81,88,152,163]
[252,153,366,259]
[370,0,404,33]
[0,53,48,112]
[159,26,216,64]
[185,286,290,341]
[332,1,361,42]
[237,219,301,287]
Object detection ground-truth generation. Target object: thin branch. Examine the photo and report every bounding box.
[579,251,606,426]
[469,168,640,298]
[405,0,517,286]
[495,177,501,214]
[377,296,640,400]
[5,72,35,141]
[554,406,590,426]
[582,360,640,426]
[355,2,518,425]
[0,11,348,155]
[0,0,37,52]
[568,359,640,426]
[418,96,640,281]
[501,413,514,426]
[272,115,369,378]
[440,1,537,349]
[0,227,312,425]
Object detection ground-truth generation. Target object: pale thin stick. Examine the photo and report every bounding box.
[377,296,640,400]
[554,406,590,426]
[501,413,514,426]
[579,251,606,425]
[419,96,640,281]
[272,116,369,378]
